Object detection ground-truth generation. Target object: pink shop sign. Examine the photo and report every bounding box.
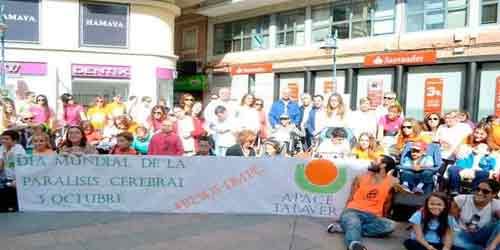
[156,67,176,80]
[4,62,47,76]
[71,64,131,79]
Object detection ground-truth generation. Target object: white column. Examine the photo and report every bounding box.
[469,0,480,29]
[395,0,405,34]
[305,5,312,46]
[269,13,277,49]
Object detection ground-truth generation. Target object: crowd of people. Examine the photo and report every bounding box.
[0,88,499,250]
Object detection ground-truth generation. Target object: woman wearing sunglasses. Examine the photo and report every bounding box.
[422,112,444,138]
[28,94,54,128]
[86,96,108,130]
[450,179,500,250]
[60,93,86,127]
[147,105,168,133]
[395,118,431,154]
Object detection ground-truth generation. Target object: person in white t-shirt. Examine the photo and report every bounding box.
[234,94,260,134]
[203,88,237,126]
[348,97,378,139]
[204,105,237,156]
[451,179,500,250]
[0,130,27,212]
[434,111,473,161]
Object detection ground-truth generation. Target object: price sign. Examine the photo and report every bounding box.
[424,78,443,114]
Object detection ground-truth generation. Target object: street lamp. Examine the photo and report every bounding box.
[0,4,7,97]
[320,29,338,91]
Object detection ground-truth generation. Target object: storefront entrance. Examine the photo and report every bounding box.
[72,81,129,106]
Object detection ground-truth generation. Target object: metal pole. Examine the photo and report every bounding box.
[332,30,337,93]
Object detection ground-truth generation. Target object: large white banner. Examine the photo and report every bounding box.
[15,156,369,219]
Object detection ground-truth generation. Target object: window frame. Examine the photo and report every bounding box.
[213,15,270,55]
[405,0,469,32]
[181,27,198,52]
[276,8,306,48]
[480,0,500,25]
[311,0,396,43]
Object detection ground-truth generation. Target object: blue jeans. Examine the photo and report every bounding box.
[400,169,435,193]
[340,208,395,247]
[448,166,491,192]
[453,222,500,250]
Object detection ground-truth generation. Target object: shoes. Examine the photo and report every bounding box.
[327,223,343,233]
[349,241,368,250]
[401,183,412,193]
[412,186,424,195]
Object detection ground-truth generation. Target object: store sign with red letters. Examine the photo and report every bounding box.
[424,78,444,114]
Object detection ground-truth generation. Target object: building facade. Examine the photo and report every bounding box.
[176,0,500,121]
[5,0,179,109]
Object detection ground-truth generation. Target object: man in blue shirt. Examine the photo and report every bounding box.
[268,89,301,128]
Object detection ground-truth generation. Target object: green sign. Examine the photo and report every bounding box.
[174,74,207,92]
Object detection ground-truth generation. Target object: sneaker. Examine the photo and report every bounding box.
[400,183,412,193]
[412,186,424,195]
[327,223,343,233]
[349,241,368,250]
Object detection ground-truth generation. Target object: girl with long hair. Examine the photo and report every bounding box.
[179,93,195,115]
[422,112,444,138]
[404,192,454,250]
[31,132,55,155]
[29,94,54,128]
[351,132,383,161]
[234,93,260,134]
[395,118,431,153]
[147,105,168,133]
[314,93,348,134]
[58,126,98,155]
[0,98,17,132]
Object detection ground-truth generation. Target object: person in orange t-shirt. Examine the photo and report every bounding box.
[327,156,398,250]
[110,132,137,155]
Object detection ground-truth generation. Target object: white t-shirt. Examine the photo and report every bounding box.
[234,106,260,133]
[208,118,237,148]
[434,123,473,159]
[314,110,348,135]
[203,100,237,126]
[0,144,27,180]
[177,117,195,152]
[315,140,351,159]
[454,195,500,229]
[347,110,378,138]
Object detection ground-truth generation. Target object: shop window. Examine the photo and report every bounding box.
[213,16,270,55]
[4,0,40,43]
[406,0,468,32]
[276,9,306,47]
[80,1,129,48]
[182,28,198,52]
[312,0,395,42]
[481,0,499,24]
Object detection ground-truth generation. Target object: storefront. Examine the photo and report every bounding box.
[5,0,179,109]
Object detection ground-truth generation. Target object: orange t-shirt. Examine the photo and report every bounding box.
[346,174,393,217]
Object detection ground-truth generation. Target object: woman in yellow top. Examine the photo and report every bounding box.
[394,118,432,153]
[86,96,108,130]
[352,132,384,161]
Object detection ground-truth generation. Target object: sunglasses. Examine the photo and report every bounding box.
[255,103,263,106]
[384,97,395,100]
[429,117,440,121]
[37,99,46,102]
[23,117,34,121]
[402,125,413,129]
[411,149,422,153]
[476,187,492,195]
[96,100,104,103]
[185,98,194,101]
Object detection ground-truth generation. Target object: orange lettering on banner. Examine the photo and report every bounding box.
[424,78,444,114]
[324,80,337,95]
[367,79,384,109]
[288,83,299,101]
[230,63,273,75]
[495,77,500,117]
[364,50,437,67]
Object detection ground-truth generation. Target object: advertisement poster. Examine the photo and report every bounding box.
[424,78,443,114]
[288,82,299,101]
[495,77,500,117]
[367,79,384,109]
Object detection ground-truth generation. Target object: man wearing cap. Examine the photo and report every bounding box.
[399,141,436,194]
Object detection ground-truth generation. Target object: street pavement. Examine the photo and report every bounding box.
[0,213,408,250]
